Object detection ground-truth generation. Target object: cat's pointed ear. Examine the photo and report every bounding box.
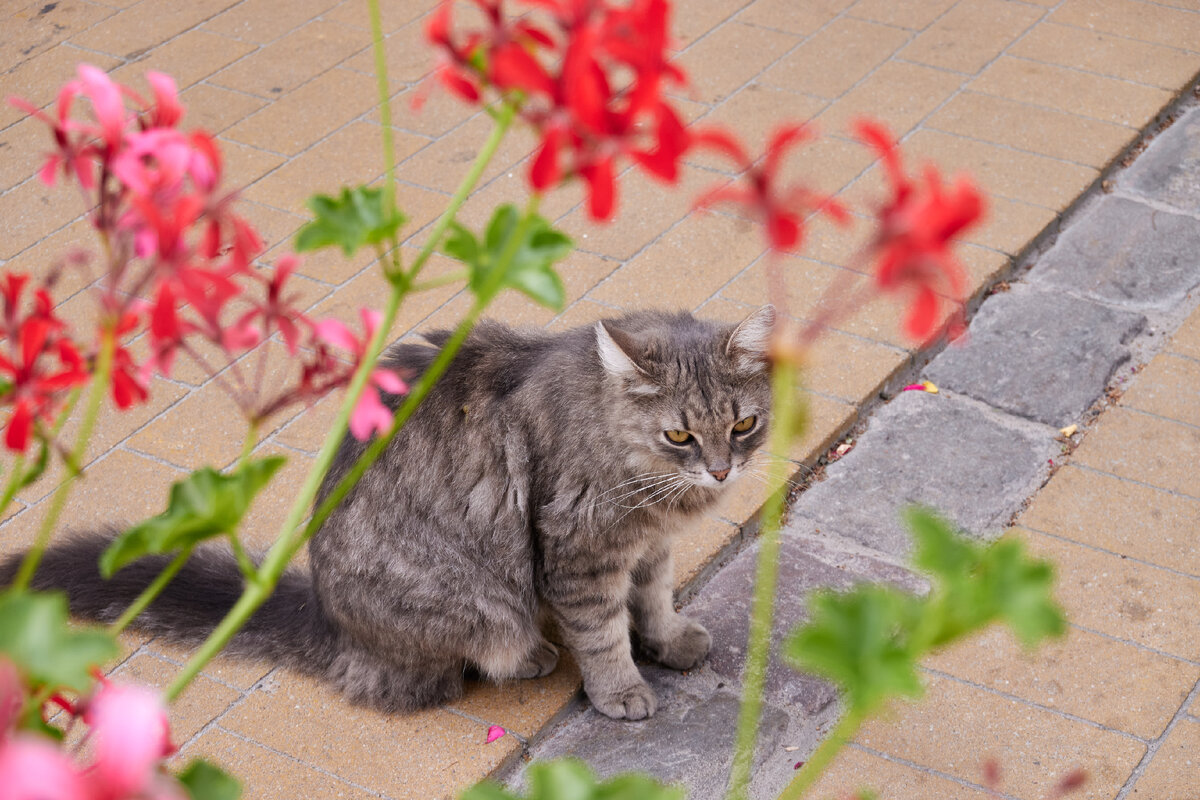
[726,305,776,372]
[595,321,655,390]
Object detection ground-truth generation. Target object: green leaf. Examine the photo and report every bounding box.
[443,205,571,310]
[783,585,924,715]
[178,760,242,800]
[295,185,406,257]
[979,538,1066,648]
[527,759,595,800]
[460,782,520,800]
[594,774,685,800]
[0,591,118,692]
[100,456,286,577]
[17,439,50,491]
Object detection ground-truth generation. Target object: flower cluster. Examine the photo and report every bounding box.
[425,0,690,220]
[0,275,89,451]
[3,65,406,453]
[0,661,179,800]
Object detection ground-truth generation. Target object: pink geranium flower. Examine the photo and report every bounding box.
[0,736,89,800]
[313,309,408,441]
[82,683,173,800]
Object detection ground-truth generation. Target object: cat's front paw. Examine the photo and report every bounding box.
[588,680,658,720]
[650,618,711,671]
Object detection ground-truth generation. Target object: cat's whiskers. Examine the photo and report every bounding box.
[597,474,689,508]
[614,477,690,510]
[596,470,677,497]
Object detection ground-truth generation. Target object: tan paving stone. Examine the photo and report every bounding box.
[557,164,716,262]
[321,0,429,34]
[0,174,85,260]
[736,0,854,37]
[203,0,342,43]
[901,0,1043,74]
[807,745,994,800]
[224,68,379,156]
[802,328,909,404]
[215,139,286,187]
[111,652,242,743]
[384,86,477,138]
[150,640,274,693]
[477,250,617,328]
[1168,309,1200,362]
[687,84,828,172]
[901,129,1099,211]
[1073,406,1200,499]
[672,515,742,589]
[1122,353,1200,429]
[70,0,239,59]
[209,20,366,98]
[182,727,378,800]
[453,166,587,238]
[0,218,100,301]
[814,60,965,140]
[235,447,316,554]
[17,375,188,504]
[0,116,50,193]
[586,212,765,311]
[927,91,1137,168]
[397,113,537,195]
[343,14,437,88]
[242,121,426,214]
[449,653,583,739]
[970,56,1175,129]
[778,135,878,199]
[3,1,113,65]
[128,355,304,471]
[761,17,912,100]
[547,298,612,331]
[1008,22,1200,91]
[0,449,186,562]
[857,672,1146,799]
[1129,718,1200,798]
[1021,465,1200,578]
[109,30,256,97]
[273,393,340,454]
[1051,0,1200,52]
[960,196,1058,256]
[849,0,958,30]
[0,44,121,130]
[926,625,1200,739]
[671,0,746,50]
[177,84,267,135]
[785,389,858,464]
[669,22,798,105]
[1018,527,1200,661]
[220,671,518,798]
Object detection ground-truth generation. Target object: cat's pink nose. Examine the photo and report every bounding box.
[709,468,730,482]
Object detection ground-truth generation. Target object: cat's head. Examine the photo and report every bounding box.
[595,306,775,490]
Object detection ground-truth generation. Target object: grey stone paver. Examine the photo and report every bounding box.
[788,391,1058,558]
[1121,105,1200,215]
[924,284,1145,427]
[1028,195,1200,311]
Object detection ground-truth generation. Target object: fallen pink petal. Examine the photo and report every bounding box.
[901,380,939,394]
[486,725,506,743]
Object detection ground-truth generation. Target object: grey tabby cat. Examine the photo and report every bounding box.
[3,305,775,720]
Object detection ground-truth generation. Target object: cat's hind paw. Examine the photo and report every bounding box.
[514,640,559,679]
[650,618,711,671]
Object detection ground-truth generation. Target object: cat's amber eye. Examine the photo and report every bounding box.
[732,415,757,434]
[664,429,693,445]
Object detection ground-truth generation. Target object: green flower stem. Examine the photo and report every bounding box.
[727,360,800,800]
[11,330,116,591]
[108,546,194,635]
[163,109,523,703]
[407,101,517,281]
[0,455,26,521]
[777,708,864,800]
[367,0,396,215]
[410,268,469,293]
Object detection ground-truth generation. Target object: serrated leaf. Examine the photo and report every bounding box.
[594,774,686,800]
[295,185,406,257]
[444,205,572,311]
[178,760,242,800]
[783,585,924,715]
[100,456,286,577]
[0,591,118,692]
[980,538,1066,647]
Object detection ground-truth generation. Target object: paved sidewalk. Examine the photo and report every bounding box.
[3,0,1200,798]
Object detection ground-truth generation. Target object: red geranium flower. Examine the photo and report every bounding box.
[693,124,849,251]
[854,119,984,340]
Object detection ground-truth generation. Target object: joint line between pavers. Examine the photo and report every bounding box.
[1004,51,1186,93]
[143,640,269,695]
[921,124,1114,171]
[1111,184,1200,225]
[1139,0,1200,15]
[846,741,1025,800]
[921,666,1151,744]
[1114,673,1200,799]
[1065,621,1200,667]
[1070,462,1200,504]
[1046,13,1200,56]
[442,706,531,746]
[1020,523,1200,584]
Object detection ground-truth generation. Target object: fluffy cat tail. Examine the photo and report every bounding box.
[0,530,338,675]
